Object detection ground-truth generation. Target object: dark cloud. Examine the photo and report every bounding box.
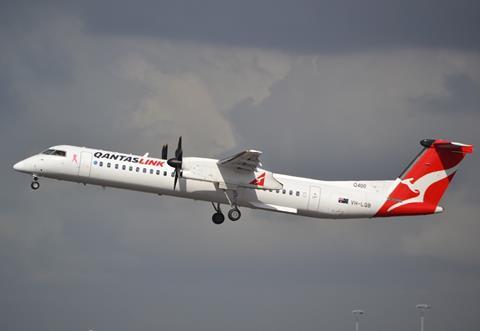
[61,0,480,53]
[2,1,480,53]
[411,73,480,113]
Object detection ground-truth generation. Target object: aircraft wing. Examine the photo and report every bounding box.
[217,150,262,172]
[183,149,282,190]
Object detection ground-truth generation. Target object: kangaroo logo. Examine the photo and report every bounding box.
[249,172,266,186]
[387,166,457,212]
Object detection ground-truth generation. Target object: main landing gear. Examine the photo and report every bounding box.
[228,207,241,221]
[211,202,242,225]
[31,176,40,190]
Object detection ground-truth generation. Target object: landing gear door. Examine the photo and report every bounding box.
[78,152,92,177]
[308,186,321,211]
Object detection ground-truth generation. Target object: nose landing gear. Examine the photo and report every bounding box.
[31,176,40,190]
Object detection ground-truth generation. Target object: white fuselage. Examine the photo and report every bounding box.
[14,145,396,219]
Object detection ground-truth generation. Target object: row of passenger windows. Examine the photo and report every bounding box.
[273,189,301,197]
[93,160,303,197]
[93,160,175,177]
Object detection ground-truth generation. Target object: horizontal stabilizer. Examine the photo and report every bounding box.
[420,139,473,153]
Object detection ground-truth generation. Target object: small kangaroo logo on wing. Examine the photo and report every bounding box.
[387,166,457,212]
[250,172,266,186]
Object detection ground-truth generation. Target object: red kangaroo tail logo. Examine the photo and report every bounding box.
[375,139,473,217]
[250,172,266,186]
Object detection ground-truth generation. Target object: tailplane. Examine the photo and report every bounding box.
[375,139,473,217]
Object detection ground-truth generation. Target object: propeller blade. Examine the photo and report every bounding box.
[175,136,183,160]
[173,169,179,190]
[167,137,183,190]
[161,144,168,159]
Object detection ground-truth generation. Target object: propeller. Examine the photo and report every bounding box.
[161,144,168,160]
[167,137,183,190]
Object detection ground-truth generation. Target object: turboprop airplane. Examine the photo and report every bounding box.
[13,138,473,224]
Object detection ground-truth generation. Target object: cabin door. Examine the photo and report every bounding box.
[308,186,321,211]
[78,152,92,177]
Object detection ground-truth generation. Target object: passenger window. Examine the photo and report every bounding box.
[136,167,140,172]
[164,171,167,176]
[276,190,280,193]
[150,169,154,174]
[156,170,160,175]
[282,189,286,194]
[107,163,111,168]
[122,165,126,170]
[289,190,293,195]
[93,160,98,165]
[171,172,175,177]
[143,168,147,173]
[99,161,103,167]
[115,164,119,169]
[296,191,300,197]
[129,166,133,171]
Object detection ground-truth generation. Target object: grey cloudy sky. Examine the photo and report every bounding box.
[1,1,479,331]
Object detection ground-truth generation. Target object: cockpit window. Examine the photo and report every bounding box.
[52,150,66,156]
[41,149,66,157]
[42,149,55,155]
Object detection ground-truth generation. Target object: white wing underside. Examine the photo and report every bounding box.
[251,202,297,214]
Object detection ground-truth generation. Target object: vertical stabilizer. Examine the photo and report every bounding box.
[375,139,473,217]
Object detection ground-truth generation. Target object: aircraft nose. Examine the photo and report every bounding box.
[13,159,34,173]
[13,160,25,171]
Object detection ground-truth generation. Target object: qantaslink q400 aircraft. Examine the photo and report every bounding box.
[13,137,473,225]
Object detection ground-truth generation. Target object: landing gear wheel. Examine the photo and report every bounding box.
[228,208,241,221]
[212,212,225,225]
[31,181,40,190]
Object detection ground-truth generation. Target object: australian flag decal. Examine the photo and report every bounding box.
[338,197,349,204]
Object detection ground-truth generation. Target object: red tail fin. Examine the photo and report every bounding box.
[375,139,473,217]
